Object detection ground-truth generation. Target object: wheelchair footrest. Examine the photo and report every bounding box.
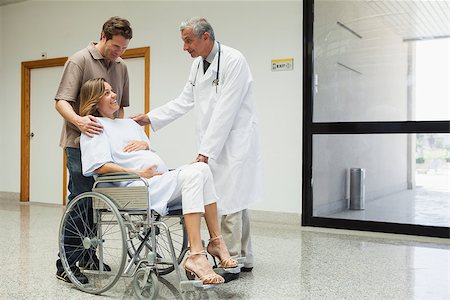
[236,256,246,264]
[180,280,218,291]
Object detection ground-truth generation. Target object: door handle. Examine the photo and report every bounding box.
[30,132,35,138]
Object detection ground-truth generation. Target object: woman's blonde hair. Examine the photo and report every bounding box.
[79,78,106,117]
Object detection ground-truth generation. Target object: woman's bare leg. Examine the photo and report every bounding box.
[203,202,221,238]
[183,212,203,252]
[203,203,238,267]
[183,212,224,283]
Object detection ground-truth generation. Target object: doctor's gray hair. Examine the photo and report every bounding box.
[180,17,215,41]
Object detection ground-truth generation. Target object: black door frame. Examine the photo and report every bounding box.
[302,0,450,238]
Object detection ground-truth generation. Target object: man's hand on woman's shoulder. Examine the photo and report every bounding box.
[77,115,103,137]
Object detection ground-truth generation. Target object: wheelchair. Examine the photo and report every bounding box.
[58,172,222,299]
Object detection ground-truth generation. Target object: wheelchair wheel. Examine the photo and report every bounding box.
[156,214,188,275]
[126,214,188,275]
[59,192,127,294]
[133,268,159,300]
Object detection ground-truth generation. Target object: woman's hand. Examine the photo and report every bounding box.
[137,165,162,179]
[123,140,149,152]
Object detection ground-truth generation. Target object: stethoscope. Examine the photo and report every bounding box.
[190,41,221,93]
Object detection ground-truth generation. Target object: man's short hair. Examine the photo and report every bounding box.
[180,17,215,41]
[102,16,133,40]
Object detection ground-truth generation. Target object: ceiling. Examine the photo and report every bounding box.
[365,0,450,41]
[1,0,449,41]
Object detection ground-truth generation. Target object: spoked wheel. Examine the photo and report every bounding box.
[126,213,188,275]
[59,192,127,294]
[155,214,188,275]
[133,268,159,300]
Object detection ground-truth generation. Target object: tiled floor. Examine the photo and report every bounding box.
[1,195,449,300]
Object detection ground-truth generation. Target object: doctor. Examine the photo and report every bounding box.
[132,17,262,272]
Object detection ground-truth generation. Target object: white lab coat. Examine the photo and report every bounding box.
[148,43,263,215]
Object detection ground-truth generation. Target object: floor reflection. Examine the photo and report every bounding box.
[324,188,450,227]
[20,202,30,297]
[1,195,449,299]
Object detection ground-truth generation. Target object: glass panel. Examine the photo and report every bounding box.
[312,133,450,227]
[314,1,450,122]
[415,39,450,121]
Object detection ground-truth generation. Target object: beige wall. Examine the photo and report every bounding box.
[0,7,3,178]
[0,1,303,214]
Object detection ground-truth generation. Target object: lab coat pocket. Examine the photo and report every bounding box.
[225,127,252,162]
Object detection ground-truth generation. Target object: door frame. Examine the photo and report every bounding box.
[20,46,150,204]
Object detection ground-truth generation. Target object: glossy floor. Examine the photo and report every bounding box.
[325,187,450,227]
[1,195,449,300]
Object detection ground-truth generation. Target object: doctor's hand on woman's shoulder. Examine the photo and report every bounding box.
[76,115,103,137]
[129,114,151,126]
[195,154,209,164]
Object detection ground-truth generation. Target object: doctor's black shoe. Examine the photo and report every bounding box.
[222,272,240,283]
[78,257,112,271]
[56,267,89,284]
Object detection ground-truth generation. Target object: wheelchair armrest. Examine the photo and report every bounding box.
[94,172,149,188]
[93,172,148,188]
[97,172,141,180]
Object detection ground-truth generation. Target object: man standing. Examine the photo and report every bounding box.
[132,17,262,272]
[55,16,132,283]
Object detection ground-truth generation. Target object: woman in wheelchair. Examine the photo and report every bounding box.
[78,78,238,285]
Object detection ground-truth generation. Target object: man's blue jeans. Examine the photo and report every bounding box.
[65,147,94,201]
[56,147,94,272]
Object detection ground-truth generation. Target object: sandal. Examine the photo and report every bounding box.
[207,236,238,269]
[182,250,224,285]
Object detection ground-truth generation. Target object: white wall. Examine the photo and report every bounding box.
[0,1,303,215]
[0,6,4,183]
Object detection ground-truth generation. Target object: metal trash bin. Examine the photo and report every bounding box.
[349,168,365,210]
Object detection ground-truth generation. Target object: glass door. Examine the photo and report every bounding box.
[302,0,450,238]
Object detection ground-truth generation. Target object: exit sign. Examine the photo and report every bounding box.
[271,58,294,71]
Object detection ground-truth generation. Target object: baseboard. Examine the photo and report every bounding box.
[0,193,302,226]
[0,192,20,201]
[248,209,301,225]
[301,226,450,245]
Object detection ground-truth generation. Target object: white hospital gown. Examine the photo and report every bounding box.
[80,118,180,215]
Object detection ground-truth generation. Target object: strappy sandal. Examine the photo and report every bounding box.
[182,250,225,285]
[207,236,238,269]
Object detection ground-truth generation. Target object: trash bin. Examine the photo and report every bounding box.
[349,168,365,210]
